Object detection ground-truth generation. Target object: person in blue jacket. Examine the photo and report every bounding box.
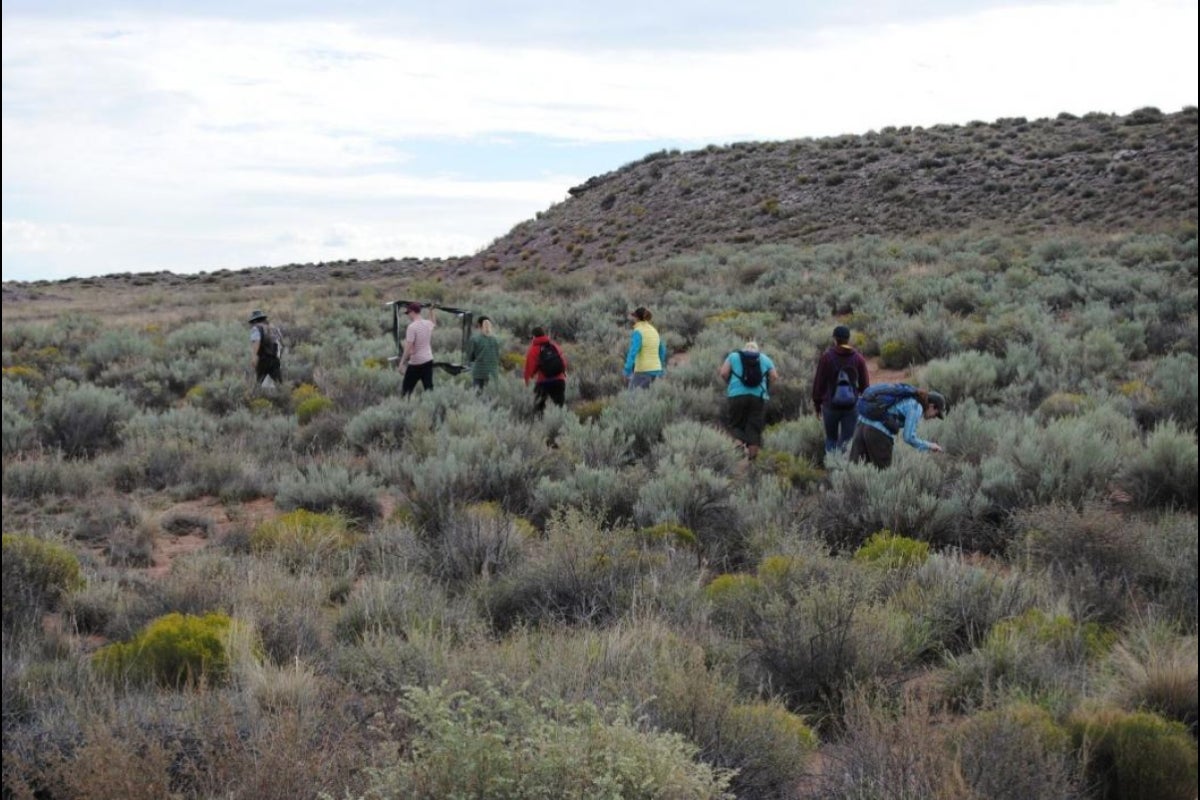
[624,306,667,389]
[849,386,947,468]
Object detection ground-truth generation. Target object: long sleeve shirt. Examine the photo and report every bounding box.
[812,345,870,411]
[523,335,567,384]
[858,397,935,451]
[624,322,667,376]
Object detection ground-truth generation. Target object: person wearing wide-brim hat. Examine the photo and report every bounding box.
[248,309,283,387]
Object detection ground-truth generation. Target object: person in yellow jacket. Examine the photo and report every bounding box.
[624,307,667,389]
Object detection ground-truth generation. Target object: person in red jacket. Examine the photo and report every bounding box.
[812,324,870,453]
[523,326,567,414]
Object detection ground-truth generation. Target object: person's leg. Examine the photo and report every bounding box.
[419,362,434,391]
[862,425,895,468]
[835,408,856,450]
[473,378,487,392]
[548,380,566,407]
[533,384,548,415]
[848,424,869,464]
[744,398,766,460]
[727,395,750,453]
[822,406,841,453]
[630,373,655,390]
[401,365,420,397]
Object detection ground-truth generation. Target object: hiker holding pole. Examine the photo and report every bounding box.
[398,302,437,397]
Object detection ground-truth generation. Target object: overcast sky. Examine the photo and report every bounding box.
[2,1,1197,282]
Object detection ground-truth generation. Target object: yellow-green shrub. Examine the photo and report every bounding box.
[290,383,323,407]
[990,608,1116,659]
[251,509,354,570]
[296,395,334,424]
[755,450,824,488]
[638,521,697,548]
[499,351,525,373]
[92,612,241,688]
[1069,707,1198,800]
[1036,391,1089,419]
[854,530,931,569]
[2,534,84,626]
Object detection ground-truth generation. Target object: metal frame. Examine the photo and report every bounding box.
[386,300,474,374]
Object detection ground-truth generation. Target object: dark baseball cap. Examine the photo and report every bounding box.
[927,391,948,418]
[832,324,851,341]
[405,302,423,314]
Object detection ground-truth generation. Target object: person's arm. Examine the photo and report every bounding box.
[556,343,567,375]
[250,327,261,368]
[812,353,827,415]
[658,339,668,375]
[399,326,414,369]
[624,331,642,376]
[856,352,870,392]
[523,345,537,385]
[428,305,437,328]
[718,355,732,383]
[899,399,938,452]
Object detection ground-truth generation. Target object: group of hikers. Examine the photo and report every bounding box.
[249,305,947,469]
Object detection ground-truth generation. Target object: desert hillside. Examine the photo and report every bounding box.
[461,106,1197,275]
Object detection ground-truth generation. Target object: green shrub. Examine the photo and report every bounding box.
[918,350,1002,405]
[854,530,931,569]
[275,463,381,523]
[350,680,734,799]
[1069,707,1197,800]
[955,702,1083,800]
[482,508,672,632]
[1036,391,1089,419]
[92,612,245,688]
[38,383,136,457]
[425,501,532,585]
[895,553,1039,656]
[2,534,84,628]
[635,458,742,568]
[942,608,1115,709]
[2,457,95,500]
[1106,622,1198,735]
[1120,421,1198,510]
[1149,353,1198,430]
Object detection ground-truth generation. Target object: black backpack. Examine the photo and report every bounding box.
[256,324,282,360]
[829,357,859,410]
[857,383,918,432]
[537,341,564,378]
[734,350,764,388]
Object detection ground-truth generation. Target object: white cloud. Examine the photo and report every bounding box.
[2,0,1197,280]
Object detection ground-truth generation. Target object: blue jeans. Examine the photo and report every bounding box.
[823,405,857,452]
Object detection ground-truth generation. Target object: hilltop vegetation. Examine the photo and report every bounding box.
[2,108,1198,798]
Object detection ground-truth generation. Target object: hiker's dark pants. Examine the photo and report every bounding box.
[255,356,282,386]
[534,379,565,414]
[822,405,857,452]
[727,394,766,447]
[849,423,895,468]
[402,362,434,396]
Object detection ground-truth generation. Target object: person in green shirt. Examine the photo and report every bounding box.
[467,315,501,390]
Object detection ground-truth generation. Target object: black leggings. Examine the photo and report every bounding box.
[402,362,434,396]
